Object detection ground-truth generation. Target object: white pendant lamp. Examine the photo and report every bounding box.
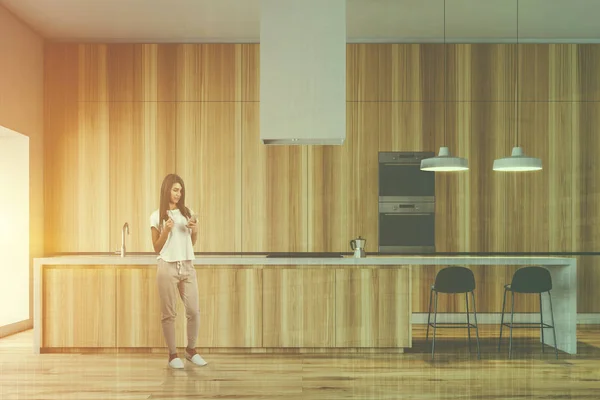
[493,146,542,171]
[421,146,468,171]
[493,0,542,172]
[421,0,468,172]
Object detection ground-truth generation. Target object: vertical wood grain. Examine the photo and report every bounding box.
[447,44,516,101]
[43,267,116,347]
[116,267,186,348]
[241,102,307,252]
[196,268,262,347]
[241,44,259,102]
[44,43,79,253]
[575,44,600,101]
[175,102,241,252]
[379,44,444,101]
[335,268,411,347]
[43,43,600,313]
[262,269,335,347]
[346,44,379,101]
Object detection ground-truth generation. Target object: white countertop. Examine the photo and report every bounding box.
[33,254,576,266]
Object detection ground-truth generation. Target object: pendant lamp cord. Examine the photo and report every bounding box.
[515,0,519,147]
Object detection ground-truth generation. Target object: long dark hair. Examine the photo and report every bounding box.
[159,173,191,226]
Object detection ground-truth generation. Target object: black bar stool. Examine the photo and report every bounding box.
[498,266,558,359]
[426,266,480,359]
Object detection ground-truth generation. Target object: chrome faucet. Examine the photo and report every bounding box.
[121,222,129,257]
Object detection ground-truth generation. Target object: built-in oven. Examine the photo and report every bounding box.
[378,152,435,202]
[378,201,435,253]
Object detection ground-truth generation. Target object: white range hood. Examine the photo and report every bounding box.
[260,0,346,145]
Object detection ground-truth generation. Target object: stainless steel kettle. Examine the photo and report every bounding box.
[350,236,366,258]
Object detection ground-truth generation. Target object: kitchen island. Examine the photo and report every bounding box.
[33,254,577,355]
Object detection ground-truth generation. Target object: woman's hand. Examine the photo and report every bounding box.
[163,217,174,234]
[186,217,198,233]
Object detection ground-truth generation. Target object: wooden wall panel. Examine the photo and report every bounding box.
[307,141,349,252]
[379,102,440,152]
[573,102,600,313]
[241,102,307,252]
[307,103,378,253]
[241,44,259,102]
[548,103,574,251]
[447,44,516,101]
[379,44,444,101]
[44,43,600,313]
[345,102,380,252]
[518,44,577,102]
[346,44,379,101]
[573,101,600,251]
[575,44,600,101]
[174,102,241,252]
[44,43,79,253]
[132,44,158,102]
[78,44,107,102]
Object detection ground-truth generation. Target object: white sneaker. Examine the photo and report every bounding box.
[185,353,208,366]
[168,357,184,369]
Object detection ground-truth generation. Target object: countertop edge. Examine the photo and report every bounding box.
[32,255,577,266]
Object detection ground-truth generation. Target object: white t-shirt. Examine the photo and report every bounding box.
[149,208,196,262]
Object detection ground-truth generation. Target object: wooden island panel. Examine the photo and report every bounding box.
[42,266,117,348]
[335,267,411,348]
[262,269,336,348]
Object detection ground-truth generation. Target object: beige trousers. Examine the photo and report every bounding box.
[156,258,200,355]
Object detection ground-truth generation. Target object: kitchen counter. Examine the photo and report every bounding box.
[35,253,576,266]
[33,254,577,356]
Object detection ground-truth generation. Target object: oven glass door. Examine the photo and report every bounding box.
[378,163,435,199]
[378,212,435,252]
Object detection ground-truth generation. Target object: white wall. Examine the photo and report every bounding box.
[0,126,30,327]
[0,4,43,334]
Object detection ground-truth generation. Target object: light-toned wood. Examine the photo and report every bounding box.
[346,43,379,101]
[307,102,379,253]
[379,43,445,101]
[116,267,186,348]
[42,267,116,347]
[241,102,308,252]
[344,102,379,251]
[335,268,411,347]
[241,43,259,102]
[43,43,600,314]
[447,44,516,101]
[196,268,262,347]
[4,327,600,400]
[262,269,335,347]
[575,44,600,101]
[175,102,241,252]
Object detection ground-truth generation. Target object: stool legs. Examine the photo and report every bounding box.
[548,291,558,360]
[471,291,481,360]
[426,287,433,344]
[509,292,515,359]
[432,291,439,359]
[426,289,480,360]
[498,287,508,351]
[466,292,472,353]
[539,293,545,354]
[499,289,558,360]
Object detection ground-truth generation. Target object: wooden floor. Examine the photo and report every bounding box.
[1,325,600,399]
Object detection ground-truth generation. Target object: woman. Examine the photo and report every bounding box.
[150,173,207,369]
